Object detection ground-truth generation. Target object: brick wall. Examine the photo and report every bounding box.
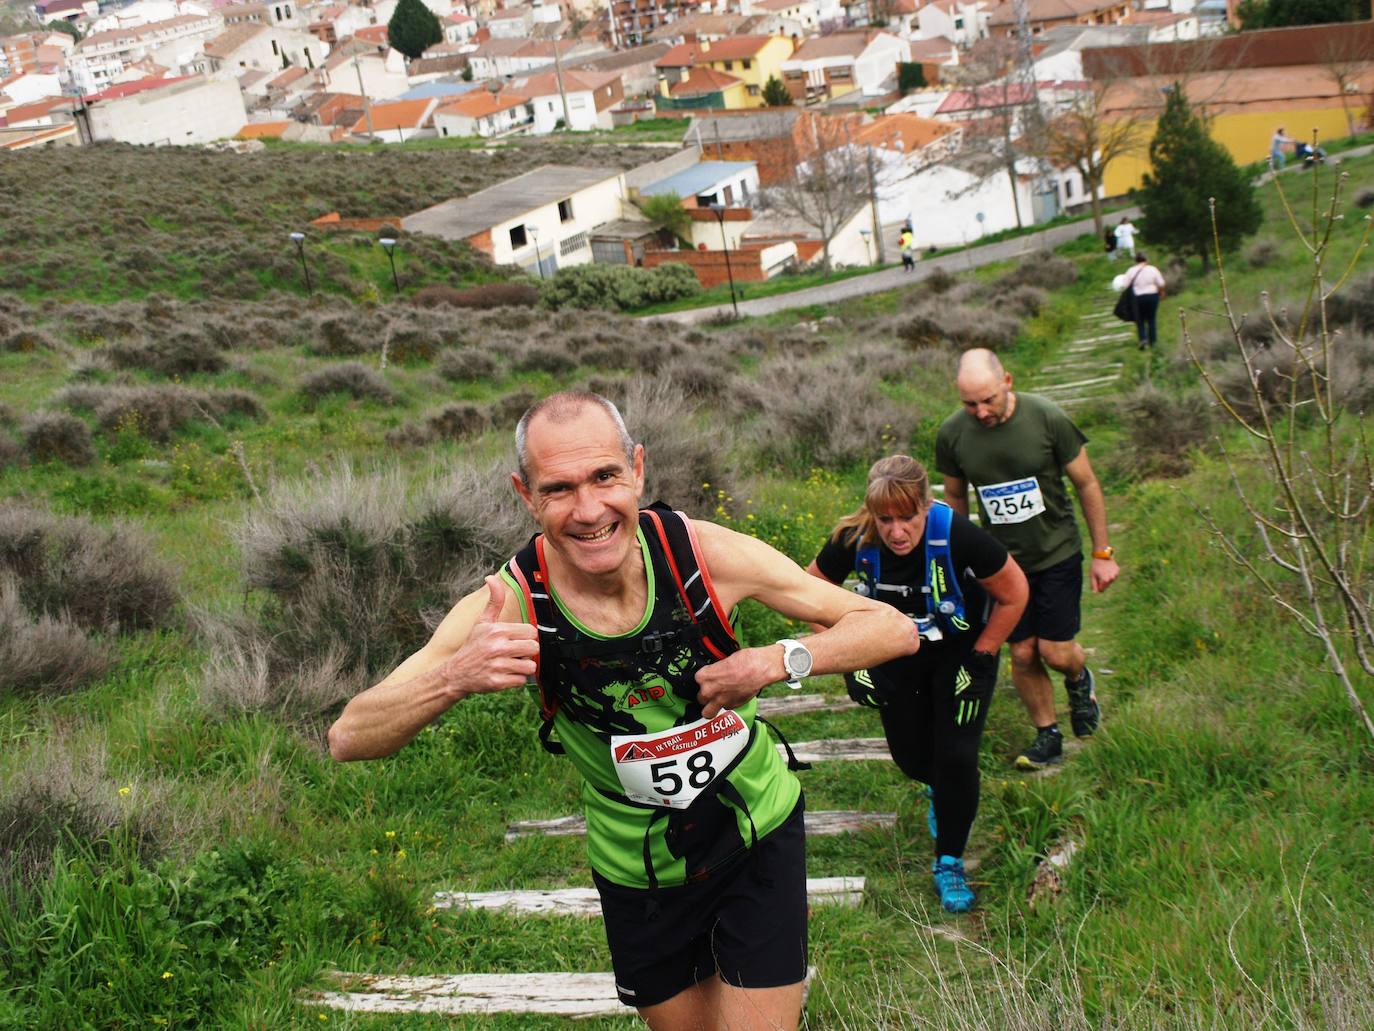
[643,245,773,288]
[310,212,403,233]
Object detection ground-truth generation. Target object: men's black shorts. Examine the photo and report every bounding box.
[1007,553,1083,644]
[593,795,808,1009]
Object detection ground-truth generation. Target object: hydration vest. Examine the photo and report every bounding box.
[854,500,970,638]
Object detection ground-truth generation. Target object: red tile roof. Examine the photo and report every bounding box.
[669,66,742,95]
[83,74,193,102]
[348,97,435,133]
[236,119,291,137]
[435,90,528,119]
[656,35,787,67]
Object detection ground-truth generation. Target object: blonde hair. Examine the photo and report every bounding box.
[830,455,931,549]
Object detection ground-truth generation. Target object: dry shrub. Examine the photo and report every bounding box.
[103,333,226,376]
[0,505,179,633]
[229,461,530,684]
[54,384,265,441]
[1118,383,1212,477]
[923,267,958,295]
[1245,238,1281,268]
[0,578,111,696]
[384,422,439,448]
[21,412,96,466]
[1164,259,1188,297]
[312,313,379,357]
[299,362,396,406]
[0,402,15,426]
[1327,274,1374,331]
[514,342,577,376]
[614,379,736,517]
[0,432,21,469]
[425,401,489,440]
[1001,253,1078,291]
[437,346,500,383]
[2,328,62,353]
[1354,187,1374,209]
[993,284,1049,320]
[895,304,1022,351]
[414,282,540,309]
[490,388,537,428]
[385,324,442,364]
[750,354,920,471]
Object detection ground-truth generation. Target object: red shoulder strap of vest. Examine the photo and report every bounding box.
[506,544,555,721]
[641,507,738,661]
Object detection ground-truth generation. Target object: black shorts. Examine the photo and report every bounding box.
[593,796,808,1009]
[1007,553,1082,644]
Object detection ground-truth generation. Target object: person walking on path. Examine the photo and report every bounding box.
[900,228,915,272]
[1123,251,1166,350]
[1271,127,1296,170]
[328,390,919,1031]
[1112,217,1137,261]
[807,456,1027,913]
[935,351,1120,770]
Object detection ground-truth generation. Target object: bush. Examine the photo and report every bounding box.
[1118,383,1212,477]
[1352,187,1374,210]
[750,353,922,472]
[614,379,735,517]
[541,263,700,312]
[923,267,957,295]
[895,303,1022,351]
[490,388,537,428]
[230,461,530,680]
[0,432,22,470]
[514,342,577,376]
[413,282,540,309]
[1164,259,1188,297]
[1,328,62,353]
[425,402,489,441]
[994,284,1048,319]
[53,384,266,442]
[437,346,500,383]
[0,578,111,697]
[104,333,226,376]
[383,422,439,448]
[1245,238,1281,268]
[0,505,179,633]
[299,362,396,406]
[1327,274,1374,331]
[21,412,96,466]
[1001,253,1078,291]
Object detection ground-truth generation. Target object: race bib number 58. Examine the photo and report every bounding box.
[610,711,748,810]
[978,477,1046,525]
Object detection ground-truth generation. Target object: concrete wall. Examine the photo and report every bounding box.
[487,174,626,267]
[88,76,247,144]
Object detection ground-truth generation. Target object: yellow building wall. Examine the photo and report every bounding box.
[1102,103,1360,197]
[703,37,794,108]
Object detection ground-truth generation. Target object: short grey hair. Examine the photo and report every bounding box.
[515,390,635,485]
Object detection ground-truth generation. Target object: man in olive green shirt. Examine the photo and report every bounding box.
[935,349,1120,768]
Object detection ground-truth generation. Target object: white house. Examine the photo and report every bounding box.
[442,12,477,42]
[432,89,531,136]
[346,95,440,141]
[404,165,627,277]
[915,0,991,45]
[0,68,62,104]
[747,0,819,30]
[319,42,407,99]
[779,30,910,104]
[83,74,246,144]
[502,67,623,133]
[464,38,592,81]
[638,158,760,209]
[197,23,326,76]
[487,5,532,37]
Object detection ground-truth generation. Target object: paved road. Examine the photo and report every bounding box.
[649,207,1140,325]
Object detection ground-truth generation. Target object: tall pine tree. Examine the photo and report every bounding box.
[1137,86,1261,271]
[387,0,442,60]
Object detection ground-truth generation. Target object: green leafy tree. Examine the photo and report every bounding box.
[1236,0,1362,27]
[637,191,692,242]
[387,0,442,60]
[45,19,80,40]
[897,62,925,94]
[761,75,792,107]
[1136,86,1262,272]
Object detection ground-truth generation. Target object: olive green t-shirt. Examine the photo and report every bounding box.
[934,392,1087,574]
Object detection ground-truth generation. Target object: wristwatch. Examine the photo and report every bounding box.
[1093,546,1116,560]
[777,639,814,690]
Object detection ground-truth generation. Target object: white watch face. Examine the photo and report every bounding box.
[784,642,813,679]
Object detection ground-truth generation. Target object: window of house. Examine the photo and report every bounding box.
[747,84,759,95]
[283,2,291,15]
[558,198,574,222]
[271,39,279,55]
[510,224,528,248]
[559,231,588,256]
[723,184,734,205]
[954,15,963,27]
[742,59,751,69]
[723,60,733,70]
[442,126,448,136]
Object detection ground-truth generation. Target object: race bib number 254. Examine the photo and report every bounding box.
[610,711,748,810]
[977,477,1046,525]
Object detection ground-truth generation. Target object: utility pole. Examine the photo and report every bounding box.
[354,53,374,137]
[551,35,571,130]
[865,145,886,264]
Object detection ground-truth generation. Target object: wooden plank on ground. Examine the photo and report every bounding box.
[431,877,865,916]
[782,737,889,763]
[311,972,622,1018]
[756,693,858,717]
[506,809,895,841]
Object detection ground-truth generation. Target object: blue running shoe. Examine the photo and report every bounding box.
[925,785,937,840]
[933,855,975,913]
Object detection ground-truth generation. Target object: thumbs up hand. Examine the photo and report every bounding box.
[439,575,540,697]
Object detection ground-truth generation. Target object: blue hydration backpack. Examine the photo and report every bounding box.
[854,500,968,638]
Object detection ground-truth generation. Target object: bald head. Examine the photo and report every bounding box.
[515,391,634,485]
[956,349,1004,390]
[956,349,1014,428]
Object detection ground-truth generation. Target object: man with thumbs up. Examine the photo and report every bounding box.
[329,390,918,1031]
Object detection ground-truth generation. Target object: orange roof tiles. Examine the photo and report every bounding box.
[669,66,742,95]
[854,113,955,152]
[436,91,528,118]
[348,97,435,133]
[236,119,291,138]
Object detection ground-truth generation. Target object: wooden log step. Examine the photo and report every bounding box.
[310,972,623,1017]
[782,737,889,763]
[756,693,859,717]
[431,877,865,916]
[506,808,896,841]
[1039,374,1121,393]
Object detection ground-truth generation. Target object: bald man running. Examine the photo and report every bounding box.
[934,350,1120,769]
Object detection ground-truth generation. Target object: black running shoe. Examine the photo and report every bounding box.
[1066,667,1101,737]
[1015,726,1063,770]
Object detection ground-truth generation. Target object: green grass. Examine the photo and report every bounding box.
[2,149,1373,1027]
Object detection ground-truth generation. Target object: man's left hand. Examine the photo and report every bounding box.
[1091,557,1120,593]
[695,647,781,719]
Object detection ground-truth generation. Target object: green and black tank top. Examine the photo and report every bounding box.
[500,506,800,889]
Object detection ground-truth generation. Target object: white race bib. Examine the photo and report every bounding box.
[978,477,1046,525]
[610,711,749,810]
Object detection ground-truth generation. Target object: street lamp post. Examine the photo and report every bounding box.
[378,237,400,295]
[859,227,873,266]
[289,231,313,294]
[708,203,739,320]
[529,225,544,280]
